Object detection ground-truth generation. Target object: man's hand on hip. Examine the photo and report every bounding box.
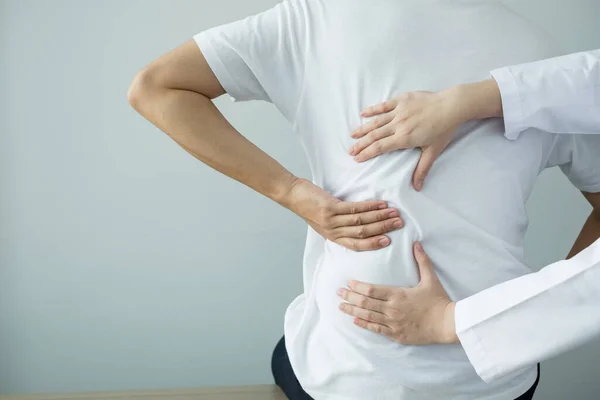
[281,178,404,251]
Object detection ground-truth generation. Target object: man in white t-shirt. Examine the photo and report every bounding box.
[128,0,600,399]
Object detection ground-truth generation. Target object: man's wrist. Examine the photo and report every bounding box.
[273,174,304,210]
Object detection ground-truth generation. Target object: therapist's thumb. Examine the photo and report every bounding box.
[414,242,436,285]
[413,147,439,191]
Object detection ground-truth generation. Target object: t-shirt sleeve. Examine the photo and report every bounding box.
[546,134,600,193]
[193,0,308,121]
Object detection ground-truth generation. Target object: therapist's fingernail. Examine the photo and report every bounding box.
[337,288,344,297]
[415,180,423,191]
[379,237,390,246]
[415,242,424,253]
[378,203,387,209]
[349,147,355,155]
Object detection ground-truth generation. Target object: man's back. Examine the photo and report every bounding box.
[194,0,598,398]
[285,2,558,398]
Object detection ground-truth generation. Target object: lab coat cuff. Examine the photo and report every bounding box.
[490,67,524,140]
[455,299,502,383]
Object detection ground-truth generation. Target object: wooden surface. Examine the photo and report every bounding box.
[0,385,287,400]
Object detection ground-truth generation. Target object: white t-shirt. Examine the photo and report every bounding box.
[194,1,600,399]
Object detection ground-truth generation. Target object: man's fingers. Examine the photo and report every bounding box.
[350,113,394,140]
[353,317,393,337]
[413,146,440,191]
[336,217,403,241]
[336,236,391,252]
[332,200,388,215]
[330,208,401,229]
[354,136,400,162]
[360,100,397,118]
[413,242,435,284]
[348,280,392,301]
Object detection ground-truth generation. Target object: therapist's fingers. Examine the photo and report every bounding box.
[360,99,398,118]
[330,207,402,229]
[354,137,402,162]
[337,287,387,313]
[338,302,389,325]
[412,146,441,191]
[413,242,436,285]
[347,280,393,301]
[351,113,395,139]
[353,317,394,336]
[350,125,394,156]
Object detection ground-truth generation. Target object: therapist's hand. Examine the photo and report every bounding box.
[349,80,503,191]
[349,90,464,191]
[284,178,404,251]
[337,242,459,344]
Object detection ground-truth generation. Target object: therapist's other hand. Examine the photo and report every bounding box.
[337,242,459,344]
[350,80,503,191]
[349,91,464,191]
[284,178,404,251]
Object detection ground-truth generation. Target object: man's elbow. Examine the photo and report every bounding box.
[127,66,160,112]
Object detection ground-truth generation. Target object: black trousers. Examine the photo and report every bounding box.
[272,335,541,400]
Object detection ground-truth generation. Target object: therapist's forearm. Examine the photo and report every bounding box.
[567,209,600,259]
[451,79,504,121]
[491,49,600,139]
[454,238,600,383]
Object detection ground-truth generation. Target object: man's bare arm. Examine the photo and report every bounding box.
[126,40,403,251]
[127,40,299,204]
[567,192,600,259]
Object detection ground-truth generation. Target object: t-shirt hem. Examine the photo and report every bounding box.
[303,371,538,400]
[290,297,538,400]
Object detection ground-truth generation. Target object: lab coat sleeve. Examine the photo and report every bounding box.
[490,49,600,140]
[455,238,600,383]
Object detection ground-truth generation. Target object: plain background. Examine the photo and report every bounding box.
[1,0,599,397]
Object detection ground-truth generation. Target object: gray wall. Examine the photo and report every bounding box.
[0,0,598,397]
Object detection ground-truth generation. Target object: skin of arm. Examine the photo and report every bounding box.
[127,40,404,252]
[449,79,504,121]
[127,42,296,205]
[567,192,600,259]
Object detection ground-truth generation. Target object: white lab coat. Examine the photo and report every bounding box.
[455,49,600,383]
